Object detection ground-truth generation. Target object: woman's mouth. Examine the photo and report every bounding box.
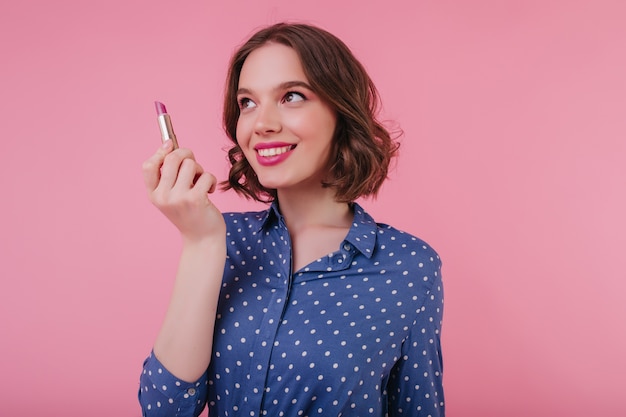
[254,144,297,166]
[257,145,295,157]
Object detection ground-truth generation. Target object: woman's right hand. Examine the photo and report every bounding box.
[142,140,226,244]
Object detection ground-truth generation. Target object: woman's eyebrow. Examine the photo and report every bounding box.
[236,80,313,96]
[236,87,252,96]
[277,80,313,91]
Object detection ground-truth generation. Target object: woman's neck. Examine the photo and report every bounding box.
[276,188,353,233]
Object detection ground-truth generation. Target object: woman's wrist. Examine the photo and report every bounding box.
[181,233,226,251]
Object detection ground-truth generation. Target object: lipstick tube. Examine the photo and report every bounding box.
[155,101,179,149]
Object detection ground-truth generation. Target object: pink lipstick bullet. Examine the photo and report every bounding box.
[155,101,178,149]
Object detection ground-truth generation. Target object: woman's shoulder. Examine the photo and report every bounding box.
[352,203,441,266]
[372,222,442,273]
[221,207,273,229]
[377,222,439,254]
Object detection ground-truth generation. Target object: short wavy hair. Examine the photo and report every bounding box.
[220,22,400,203]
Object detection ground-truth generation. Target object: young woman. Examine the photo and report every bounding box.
[139,23,444,417]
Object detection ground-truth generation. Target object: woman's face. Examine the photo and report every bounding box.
[235,42,337,194]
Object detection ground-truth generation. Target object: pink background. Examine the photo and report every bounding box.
[1,0,625,416]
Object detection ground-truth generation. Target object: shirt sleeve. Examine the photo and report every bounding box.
[138,351,208,417]
[387,272,445,416]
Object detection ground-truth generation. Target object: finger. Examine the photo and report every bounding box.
[142,140,174,192]
[159,148,196,190]
[192,172,218,196]
[173,158,204,189]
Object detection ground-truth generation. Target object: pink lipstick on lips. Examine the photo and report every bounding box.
[254,142,296,166]
[155,101,179,149]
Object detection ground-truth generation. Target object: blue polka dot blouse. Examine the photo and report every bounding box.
[139,202,444,416]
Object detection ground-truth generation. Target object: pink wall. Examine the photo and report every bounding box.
[1,0,625,415]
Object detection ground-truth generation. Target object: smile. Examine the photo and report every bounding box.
[256,145,296,157]
[254,144,297,166]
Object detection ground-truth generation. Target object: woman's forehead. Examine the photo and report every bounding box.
[238,43,309,89]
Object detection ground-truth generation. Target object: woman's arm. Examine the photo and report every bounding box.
[152,237,225,381]
[138,140,226,415]
[387,271,445,416]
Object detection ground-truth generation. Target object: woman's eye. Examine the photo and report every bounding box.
[284,92,305,103]
[238,97,256,109]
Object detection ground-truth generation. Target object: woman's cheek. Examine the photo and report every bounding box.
[235,120,251,148]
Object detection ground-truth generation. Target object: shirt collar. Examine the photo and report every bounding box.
[256,201,281,232]
[258,201,377,259]
[344,202,377,259]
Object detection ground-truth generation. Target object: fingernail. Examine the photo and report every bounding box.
[162,140,172,149]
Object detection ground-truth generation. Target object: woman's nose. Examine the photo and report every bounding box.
[254,104,282,135]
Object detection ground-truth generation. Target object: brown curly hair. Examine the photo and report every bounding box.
[220,22,400,203]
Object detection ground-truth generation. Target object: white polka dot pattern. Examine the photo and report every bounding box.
[139,202,444,417]
[138,351,208,417]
